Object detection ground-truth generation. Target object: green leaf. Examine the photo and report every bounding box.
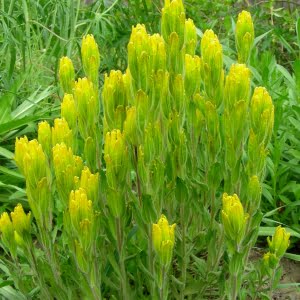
[254,30,272,46]
[258,227,300,238]
[284,253,300,262]
[0,147,14,160]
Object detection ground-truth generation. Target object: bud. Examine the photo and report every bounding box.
[61,94,77,129]
[263,251,279,270]
[10,204,31,235]
[222,193,248,245]
[201,29,224,106]
[224,64,251,110]
[250,87,274,146]
[102,70,128,131]
[38,121,52,158]
[81,34,100,86]
[15,136,29,174]
[185,54,201,98]
[0,212,16,255]
[161,0,185,49]
[59,56,75,94]
[235,11,254,64]
[267,226,290,258]
[53,143,83,208]
[104,130,129,190]
[152,214,176,266]
[74,78,99,139]
[185,18,197,55]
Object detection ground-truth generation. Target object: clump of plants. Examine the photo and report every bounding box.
[0,1,291,299]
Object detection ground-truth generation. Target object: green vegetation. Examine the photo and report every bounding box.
[0,0,299,299]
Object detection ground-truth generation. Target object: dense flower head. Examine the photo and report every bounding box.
[10,204,31,235]
[81,34,100,85]
[267,226,290,258]
[222,193,248,244]
[59,56,75,94]
[152,214,176,266]
[52,118,73,149]
[236,10,254,63]
[61,94,77,129]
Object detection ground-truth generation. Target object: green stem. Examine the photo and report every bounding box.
[180,203,187,300]
[269,268,276,298]
[159,265,166,300]
[230,272,238,300]
[116,217,128,300]
[134,146,142,206]
[148,225,155,296]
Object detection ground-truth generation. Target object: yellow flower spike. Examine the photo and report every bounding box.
[22,140,49,187]
[61,94,77,129]
[222,193,248,245]
[81,34,100,86]
[102,70,128,131]
[74,77,99,139]
[161,0,185,48]
[68,188,93,233]
[104,129,129,189]
[201,29,224,106]
[235,11,254,64]
[128,24,150,84]
[185,19,197,55]
[10,204,31,235]
[0,212,14,240]
[224,64,251,110]
[79,166,99,205]
[152,215,176,266]
[267,226,290,258]
[15,136,29,175]
[38,121,52,158]
[250,87,274,147]
[52,118,73,149]
[185,54,201,97]
[52,143,83,207]
[59,56,75,94]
